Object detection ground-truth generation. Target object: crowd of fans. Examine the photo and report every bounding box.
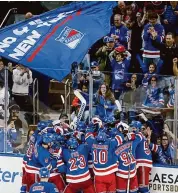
[70,1,178,168]
[0,1,177,159]
[0,2,178,193]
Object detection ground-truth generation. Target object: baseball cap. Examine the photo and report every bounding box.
[106,37,115,43]
[103,36,115,43]
[91,61,99,68]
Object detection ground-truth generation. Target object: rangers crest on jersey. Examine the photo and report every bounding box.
[45,158,49,163]
[55,26,84,49]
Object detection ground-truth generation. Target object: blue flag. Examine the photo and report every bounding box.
[0,1,116,81]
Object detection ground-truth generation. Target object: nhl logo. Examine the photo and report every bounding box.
[55,26,84,49]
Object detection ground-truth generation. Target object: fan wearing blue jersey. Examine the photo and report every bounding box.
[149,133,175,165]
[29,167,59,193]
[62,137,95,193]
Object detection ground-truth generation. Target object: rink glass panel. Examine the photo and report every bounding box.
[2,68,178,165]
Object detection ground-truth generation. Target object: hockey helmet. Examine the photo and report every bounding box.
[92,117,102,127]
[37,120,50,131]
[56,135,65,145]
[39,167,50,178]
[52,120,61,126]
[77,121,86,132]
[42,133,55,145]
[96,131,107,143]
[67,137,79,150]
[110,128,120,138]
[116,122,129,132]
[130,121,142,131]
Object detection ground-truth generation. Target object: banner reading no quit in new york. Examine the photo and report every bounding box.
[149,166,178,193]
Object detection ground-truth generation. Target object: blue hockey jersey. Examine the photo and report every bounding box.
[115,135,141,179]
[93,93,116,119]
[109,24,129,48]
[167,88,174,108]
[26,144,52,174]
[110,58,131,90]
[142,23,164,58]
[142,73,157,88]
[86,134,123,176]
[149,143,175,165]
[135,132,152,168]
[29,182,59,193]
[142,86,164,108]
[62,144,91,183]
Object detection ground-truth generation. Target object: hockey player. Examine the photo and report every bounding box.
[21,121,51,193]
[114,131,141,193]
[62,137,95,193]
[90,131,122,193]
[25,133,55,192]
[132,121,153,193]
[29,167,59,193]
[74,121,86,144]
[85,129,124,193]
[49,136,66,193]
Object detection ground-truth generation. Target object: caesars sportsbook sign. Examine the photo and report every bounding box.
[149,166,178,193]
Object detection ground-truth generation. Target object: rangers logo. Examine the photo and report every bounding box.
[45,158,49,163]
[55,26,84,49]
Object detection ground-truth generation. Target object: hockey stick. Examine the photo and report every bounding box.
[70,90,86,130]
[59,95,65,119]
[126,142,133,193]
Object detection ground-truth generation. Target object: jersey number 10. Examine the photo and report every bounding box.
[93,149,108,164]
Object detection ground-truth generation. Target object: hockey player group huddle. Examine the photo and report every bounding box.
[21,117,153,193]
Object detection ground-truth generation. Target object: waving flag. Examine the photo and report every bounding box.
[0,1,116,81]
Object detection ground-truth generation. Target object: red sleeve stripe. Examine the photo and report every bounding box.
[57,160,64,167]
[152,144,158,152]
[85,132,93,140]
[137,133,143,141]
[25,165,39,172]
[115,135,123,145]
